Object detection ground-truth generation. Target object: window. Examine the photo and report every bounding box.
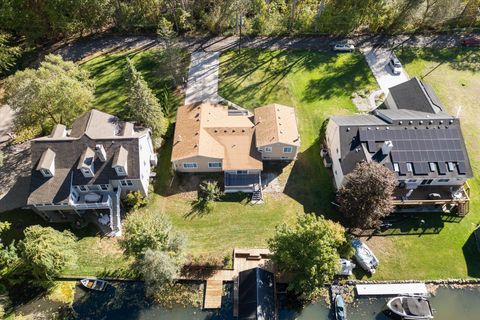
[183,162,198,169]
[208,162,222,168]
[429,162,436,172]
[120,180,134,187]
[236,170,248,175]
[283,146,293,153]
[447,162,455,172]
[264,147,272,152]
[88,185,100,191]
[406,163,413,172]
[393,163,400,172]
[100,184,109,191]
[438,179,450,183]
[41,169,52,178]
[117,166,125,173]
[78,185,87,192]
[115,166,127,177]
[281,156,290,159]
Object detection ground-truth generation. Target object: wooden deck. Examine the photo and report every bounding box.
[203,280,224,309]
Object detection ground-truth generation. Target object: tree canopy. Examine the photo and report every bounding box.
[337,161,397,229]
[125,57,166,147]
[0,32,21,75]
[18,226,77,280]
[121,210,185,258]
[3,54,94,139]
[268,214,350,299]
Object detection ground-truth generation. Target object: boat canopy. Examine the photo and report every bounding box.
[238,267,276,320]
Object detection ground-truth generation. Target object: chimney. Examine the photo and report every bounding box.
[95,144,107,162]
[382,140,393,155]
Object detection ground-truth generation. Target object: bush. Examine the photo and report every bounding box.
[123,191,148,211]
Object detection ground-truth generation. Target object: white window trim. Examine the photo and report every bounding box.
[208,162,222,168]
[236,170,248,175]
[41,169,53,177]
[183,162,198,169]
[264,147,272,153]
[283,146,293,153]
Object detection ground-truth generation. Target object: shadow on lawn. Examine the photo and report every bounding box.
[462,231,480,278]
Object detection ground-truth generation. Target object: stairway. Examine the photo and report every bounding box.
[107,189,122,237]
[251,184,263,204]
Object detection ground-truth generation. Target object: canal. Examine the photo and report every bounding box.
[72,282,480,320]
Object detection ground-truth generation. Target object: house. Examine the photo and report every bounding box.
[325,78,472,214]
[27,109,156,236]
[171,102,300,194]
[238,267,276,320]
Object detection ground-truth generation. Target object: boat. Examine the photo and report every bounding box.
[337,258,356,276]
[352,239,379,273]
[80,278,108,291]
[387,295,434,319]
[334,294,347,320]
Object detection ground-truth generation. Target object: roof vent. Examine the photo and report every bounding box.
[95,144,107,162]
[399,121,403,125]
[449,119,454,124]
[382,140,394,155]
[409,121,413,125]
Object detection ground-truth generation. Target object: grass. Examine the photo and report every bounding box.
[80,48,189,118]
[217,48,480,280]
[366,47,480,280]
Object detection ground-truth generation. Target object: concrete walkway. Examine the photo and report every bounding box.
[362,47,409,94]
[184,51,221,104]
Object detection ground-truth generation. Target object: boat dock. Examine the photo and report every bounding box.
[203,280,223,309]
[356,283,428,296]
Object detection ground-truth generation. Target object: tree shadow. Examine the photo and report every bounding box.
[462,231,480,278]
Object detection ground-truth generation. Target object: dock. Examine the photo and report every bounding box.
[203,280,224,309]
[356,283,428,296]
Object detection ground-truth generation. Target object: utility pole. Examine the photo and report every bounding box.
[238,15,243,54]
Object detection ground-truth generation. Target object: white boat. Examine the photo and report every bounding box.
[337,258,356,276]
[352,239,379,273]
[80,278,108,291]
[387,295,434,319]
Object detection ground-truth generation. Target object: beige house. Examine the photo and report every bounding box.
[171,102,300,194]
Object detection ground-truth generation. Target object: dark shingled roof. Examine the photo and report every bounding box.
[388,77,443,114]
[27,110,149,205]
[238,267,276,320]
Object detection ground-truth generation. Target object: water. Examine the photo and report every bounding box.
[72,283,480,320]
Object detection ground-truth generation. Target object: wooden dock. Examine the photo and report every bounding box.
[203,280,223,309]
[356,283,428,296]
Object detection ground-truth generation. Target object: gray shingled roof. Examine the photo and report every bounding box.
[27,110,149,205]
[388,77,443,114]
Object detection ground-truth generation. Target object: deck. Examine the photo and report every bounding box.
[203,280,224,309]
[356,283,428,296]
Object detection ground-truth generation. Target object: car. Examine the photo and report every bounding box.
[333,42,355,52]
[461,36,480,47]
[388,56,402,75]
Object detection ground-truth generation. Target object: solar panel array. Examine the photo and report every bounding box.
[359,127,468,176]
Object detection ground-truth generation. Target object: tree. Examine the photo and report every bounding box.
[337,161,397,229]
[3,54,94,139]
[0,222,18,276]
[121,210,185,258]
[0,32,21,75]
[124,57,166,147]
[18,226,76,280]
[136,248,182,297]
[269,214,350,299]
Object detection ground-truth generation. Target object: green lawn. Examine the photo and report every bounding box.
[369,47,480,280]
[80,48,189,118]
[217,48,480,280]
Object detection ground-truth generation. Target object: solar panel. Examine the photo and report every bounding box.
[413,162,429,175]
[398,162,408,175]
[437,162,447,175]
[457,162,466,175]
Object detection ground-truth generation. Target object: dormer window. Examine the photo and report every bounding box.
[112,146,128,177]
[36,148,56,178]
[78,147,95,178]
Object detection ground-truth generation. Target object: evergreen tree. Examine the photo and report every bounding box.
[125,57,166,147]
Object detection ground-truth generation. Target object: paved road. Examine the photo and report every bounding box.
[0,105,15,144]
[362,47,409,94]
[184,51,221,104]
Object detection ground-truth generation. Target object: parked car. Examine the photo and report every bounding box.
[388,56,402,75]
[461,36,480,47]
[333,42,355,52]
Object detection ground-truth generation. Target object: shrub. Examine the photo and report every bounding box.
[123,191,148,211]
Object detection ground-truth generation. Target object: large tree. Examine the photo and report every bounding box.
[18,226,76,280]
[125,57,166,147]
[337,161,397,229]
[3,54,94,139]
[121,210,185,258]
[136,249,182,297]
[0,32,21,75]
[269,214,350,299]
